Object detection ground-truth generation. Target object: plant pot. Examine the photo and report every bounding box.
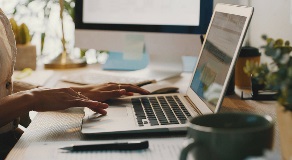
[14,44,37,70]
[251,78,265,95]
[276,104,292,160]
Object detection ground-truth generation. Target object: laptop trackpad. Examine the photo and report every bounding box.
[107,105,128,117]
[82,104,135,133]
[84,105,129,119]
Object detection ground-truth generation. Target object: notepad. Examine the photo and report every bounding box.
[23,138,185,160]
[182,56,197,72]
[12,70,55,86]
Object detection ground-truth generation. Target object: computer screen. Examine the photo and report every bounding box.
[75,0,212,34]
[74,0,213,75]
[190,12,247,111]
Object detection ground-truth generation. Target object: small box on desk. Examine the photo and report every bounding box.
[102,52,149,71]
[14,44,37,70]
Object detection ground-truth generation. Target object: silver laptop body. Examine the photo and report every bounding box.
[81,3,254,135]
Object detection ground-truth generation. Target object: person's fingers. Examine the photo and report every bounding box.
[68,98,108,108]
[87,101,108,115]
[124,92,134,96]
[66,88,90,100]
[89,106,108,115]
[99,89,127,99]
[121,85,150,94]
[99,82,121,90]
[66,88,80,96]
[107,83,150,94]
[76,92,90,99]
[94,89,136,102]
[75,100,109,115]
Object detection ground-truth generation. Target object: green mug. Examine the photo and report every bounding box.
[180,112,274,160]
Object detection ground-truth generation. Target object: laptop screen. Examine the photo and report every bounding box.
[190,12,247,112]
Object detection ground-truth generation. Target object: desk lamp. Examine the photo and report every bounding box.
[44,0,86,69]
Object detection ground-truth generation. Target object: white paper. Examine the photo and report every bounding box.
[123,34,145,60]
[83,0,200,26]
[12,70,55,86]
[291,0,292,24]
[23,138,186,160]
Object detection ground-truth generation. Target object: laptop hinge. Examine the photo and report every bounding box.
[184,96,203,115]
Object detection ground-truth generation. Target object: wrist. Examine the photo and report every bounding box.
[15,89,39,112]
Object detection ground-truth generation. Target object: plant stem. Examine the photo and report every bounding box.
[59,0,67,54]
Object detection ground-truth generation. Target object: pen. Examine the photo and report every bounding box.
[200,34,205,45]
[135,80,156,87]
[60,140,149,151]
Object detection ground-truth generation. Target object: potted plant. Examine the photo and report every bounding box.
[243,60,269,98]
[244,35,292,160]
[3,0,75,57]
[9,18,37,70]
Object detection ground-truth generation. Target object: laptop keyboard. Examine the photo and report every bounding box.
[131,95,192,127]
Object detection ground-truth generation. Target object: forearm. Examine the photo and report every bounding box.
[12,81,39,127]
[0,91,35,127]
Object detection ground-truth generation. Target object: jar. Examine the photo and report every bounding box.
[235,46,261,89]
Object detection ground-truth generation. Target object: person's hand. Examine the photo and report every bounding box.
[71,82,150,102]
[29,87,108,115]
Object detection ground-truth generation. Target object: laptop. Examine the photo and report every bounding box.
[81,3,254,135]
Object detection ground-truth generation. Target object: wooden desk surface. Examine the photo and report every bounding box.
[6,64,280,159]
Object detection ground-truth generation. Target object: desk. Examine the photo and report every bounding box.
[6,64,280,159]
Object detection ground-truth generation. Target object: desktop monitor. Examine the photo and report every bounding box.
[74,0,213,79]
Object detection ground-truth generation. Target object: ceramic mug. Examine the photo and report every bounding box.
[180,112,274,160]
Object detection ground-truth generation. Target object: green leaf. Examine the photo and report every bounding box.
[19,23,31,44]
[274,39,284,47]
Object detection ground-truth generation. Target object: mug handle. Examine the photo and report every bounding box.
[179,139,200,160]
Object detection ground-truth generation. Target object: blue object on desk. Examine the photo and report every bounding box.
[182,56,197,72]
[102,52,149,71]
[103,52,197,72]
